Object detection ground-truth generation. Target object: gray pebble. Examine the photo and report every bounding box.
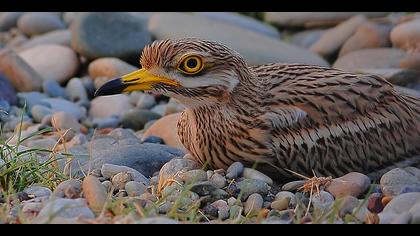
[275,191,296,208]
[226,162,244,179]
[211,200,230,220]
[158,202,174,214]
[311,191,335,212]
[242,168,273,185]
[101,180,113,193]
[112,172,133,190]
[23,186,52,198]
[210,173,227,189]
[237,179,269,201]
[53,179,82,198]
[179,169,207,184]
[229,205,243,219]
[125,181,148,197]
[101,164,149,186]
[281,180,306,192]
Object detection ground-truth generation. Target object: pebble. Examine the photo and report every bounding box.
[41,98,86,120]
[380,167,420,197]
[149,12,328,66]
[150,104,167,116]
[71,12,151,60]
[270,198,290,211]
[0,76,17,106]
[290,29,325,49]
[42,80,67,98]
[210,173,227,189]
[81,141,183,178]
[196,12,281,39]
[53,179,82,199]
[229,205,243,219]
[339,22,392,57]
[101,164,149,185]
[142,112,185,150]
[244,193,264,215]
[17,12,65,36]
[179,169,208,184]
[18,29,72,52]
[368,193,384,213]
[23,186,52,198]
[226,162,244,179]
[310,15,368,57]
[264,12,387,28]
[88,57,138,79]
[51,111,82,137]
[136,93,157,109]
[91,116,121,129]
[333,48,407,71]
[111,172,133,190]
[125,181,148,197]
[236,179,269,201]
[65,78,88,102]
[89,94,133,119]
[390,212,412,224]
[0,12,24,31]
[121,108,161,131]
[82,175,108,212]
[18,44,80,84]
[381,192,420,215]
[211,199,230,220]
[338,195,360,218]
[36,198,95,222]
[390,19,420,51]
[242,168,273,185]
[0,48,43,92]
[190,181,219,196]
[101,181,113,193]
[203,204,219,218]
[311,191,335,212]
[326,172,371,198]
[158,158,201,184]
[274,191,296,206]
[141,135,164,145]
[22,202,43,213]
[281,180,305,192]
[115,190,128,198]
[31,105,52,123]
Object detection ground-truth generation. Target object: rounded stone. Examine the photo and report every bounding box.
[0,12,24,31]
[18,44,80,84]
[88,57,138,79]
[179,169,208,184]
[18,29,72,52]
[244,193,264,215]
[17,12,65,36]
[31,105,53,123]
[71,12,151,60]
[274,191,296,207]
[53,179,82,199]
[125,181,148,197]
[326,172,371,198]
[65,78,88,102]
[380,167,420,197]
[311,191,334,212]
[82,175,108,212]
[226,162,244,179]
[42,80,67,98]
[210,173,227,189]
[89,94,133,119]
[121,108,161,131]
[111,172,134,190]
[242,168,273,185]
[391,19,420,51]
[271,198,290,211]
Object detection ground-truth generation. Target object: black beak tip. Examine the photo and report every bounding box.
[94,78,126,97]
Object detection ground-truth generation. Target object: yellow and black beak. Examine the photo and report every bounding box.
[95,68,180,96]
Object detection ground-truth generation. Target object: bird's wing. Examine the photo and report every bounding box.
[253,64,417,132]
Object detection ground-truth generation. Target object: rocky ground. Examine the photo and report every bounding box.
[0,12,420,224]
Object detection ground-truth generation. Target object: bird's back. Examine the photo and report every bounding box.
[249,63,420,179]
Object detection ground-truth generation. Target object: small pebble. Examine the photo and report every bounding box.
[101,180,113,193]
[368,193,384,213]
[211,200,229,220]
[281,180,305,192]
[111,172,134,190]
[179,169,207,184]
[203,204,219,218]
[125,181,148,197]
[242,168,273,185]
[271,198,290,211]
[226,162,244,179]
[244,193,263,216]
[210,173,227,189]
[82,175,108,212]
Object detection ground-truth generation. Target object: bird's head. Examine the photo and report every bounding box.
[95,38,251,107]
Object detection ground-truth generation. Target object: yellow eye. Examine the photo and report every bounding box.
[178,55,204,75]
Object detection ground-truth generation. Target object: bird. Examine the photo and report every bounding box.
[95,38,420,181]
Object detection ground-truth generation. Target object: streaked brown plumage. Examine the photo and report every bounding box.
[97,38,420,181]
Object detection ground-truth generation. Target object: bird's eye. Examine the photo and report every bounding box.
[177,55,204,75]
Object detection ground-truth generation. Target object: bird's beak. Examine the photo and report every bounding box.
[95,68,180,96]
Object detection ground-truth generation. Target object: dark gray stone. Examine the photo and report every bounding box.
[0,74,17,105]
[0,12,24,31]
[71,12,151,60]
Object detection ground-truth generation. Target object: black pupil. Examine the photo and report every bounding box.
[186,58,198,69]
